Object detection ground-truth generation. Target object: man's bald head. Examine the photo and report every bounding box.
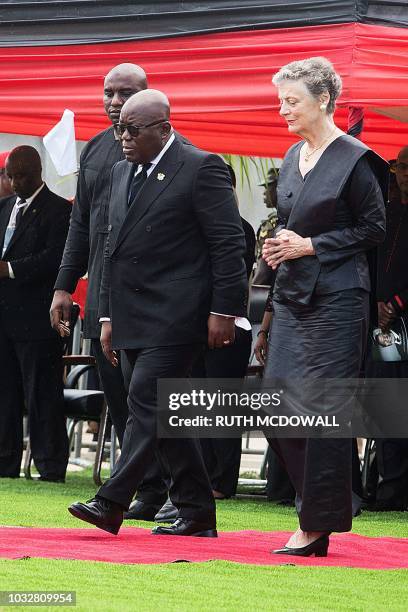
[394,145,408,202]
[119,89,172,164]
[6,146,43,199]
[122,89,170,124]
[103,63,148,125]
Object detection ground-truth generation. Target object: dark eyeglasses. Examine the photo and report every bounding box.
[391,162,408,173]
[115,120,166,138]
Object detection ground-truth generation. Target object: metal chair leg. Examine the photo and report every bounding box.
[93,402,108,486]
[23,439,32,479]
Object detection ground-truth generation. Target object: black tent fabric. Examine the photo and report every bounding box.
[0,0,406,47]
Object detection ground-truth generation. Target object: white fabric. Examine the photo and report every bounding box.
[43,109,77,176]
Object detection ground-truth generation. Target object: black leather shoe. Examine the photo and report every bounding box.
[272,534,329,557]
[124,500,162,521]
[68,497,123,535]
[362,500,407,512]
[38,475,65,483]
[154,498,178,524]
[152,518,217,537]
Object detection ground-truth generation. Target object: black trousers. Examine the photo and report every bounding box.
[91,339,128,446]
[195,327,252,497]
[375,438,408,508]
[98,344,215,523]
[0,327,68,479]
[91,339,169,504]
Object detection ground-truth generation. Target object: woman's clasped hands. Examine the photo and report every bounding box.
[262,229,315,269]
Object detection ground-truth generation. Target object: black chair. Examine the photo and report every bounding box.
[24,356,107,486]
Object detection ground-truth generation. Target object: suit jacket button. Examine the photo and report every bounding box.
[108,224,112,231]
[285,191,292,198]
[146,225,152,232]
[132,257,139,264]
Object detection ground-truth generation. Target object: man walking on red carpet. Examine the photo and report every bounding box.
[68,89,248,537]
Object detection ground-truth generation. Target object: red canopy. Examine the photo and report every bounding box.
[0,22,407,158]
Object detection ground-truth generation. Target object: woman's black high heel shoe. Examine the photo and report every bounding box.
[272,534,329,557]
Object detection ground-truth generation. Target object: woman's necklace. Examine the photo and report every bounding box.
[304,126,337,162]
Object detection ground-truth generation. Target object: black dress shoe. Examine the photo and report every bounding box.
[68,497,123,535]
[362,500,407,512]
[154,498,178,524]
[152,518,217,537]
[124,500,162,521]
[38,475,65,483]
[272,534,329,557]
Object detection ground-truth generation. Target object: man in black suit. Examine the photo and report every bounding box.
[51,63,147,447]
[50,63,170,518]
[68,89,248,537]
[0,146,71,481]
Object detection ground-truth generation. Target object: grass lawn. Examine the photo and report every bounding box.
[0,470,407,611]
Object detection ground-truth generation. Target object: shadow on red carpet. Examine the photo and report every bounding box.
[0,527,407,569]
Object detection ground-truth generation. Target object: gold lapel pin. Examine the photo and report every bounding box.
[157,172,165,181]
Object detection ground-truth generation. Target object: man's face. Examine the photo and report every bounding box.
[264,181,278,208]
[103,73,146,125]
[0,170,13,198]
[5,160,40,199]
[394,149,408,198]
[119,104,169,164]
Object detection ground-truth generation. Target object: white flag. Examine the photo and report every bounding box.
[43,109,77,176]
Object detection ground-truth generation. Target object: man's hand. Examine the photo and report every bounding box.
[207,314,235,350]
[100,321,118,367]
[262,230,314,270]
[0,261,9,278]
[378,301,397,330]
[50,289,73,337]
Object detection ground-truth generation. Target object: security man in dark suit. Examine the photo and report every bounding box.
[68,89,248,537]
[51,63,147,447]
[0,146,71,481]
[50,63,171,518]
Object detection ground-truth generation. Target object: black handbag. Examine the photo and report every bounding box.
[372,315,408,362]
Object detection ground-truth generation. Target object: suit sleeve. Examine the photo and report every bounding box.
[54,148,91,292]
[311,156,386,265]
[9,199,71,284]
[98,166,116,320]
[192,155,248,316]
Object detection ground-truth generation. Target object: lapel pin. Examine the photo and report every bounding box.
[157,172,165,181]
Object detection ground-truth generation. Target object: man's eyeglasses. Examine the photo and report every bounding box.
[114,120,166,138]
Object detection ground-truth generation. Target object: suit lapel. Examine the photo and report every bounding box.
[0,196,16,254]
[5,186,48,255]
[113,140,184,253]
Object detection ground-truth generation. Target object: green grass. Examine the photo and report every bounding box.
[0,470,407,611]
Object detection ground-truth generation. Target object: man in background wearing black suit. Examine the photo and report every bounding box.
[51,63,147,447]
[68,89,248,537]
[0,146,71,481]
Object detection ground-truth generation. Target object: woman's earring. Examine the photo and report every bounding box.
[320,104,327,112]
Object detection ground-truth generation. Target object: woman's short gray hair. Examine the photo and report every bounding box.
[272,57,342,114]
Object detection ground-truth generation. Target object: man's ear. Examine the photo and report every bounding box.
[161,121,172,140]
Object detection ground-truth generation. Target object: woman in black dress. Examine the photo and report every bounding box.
[262,57,387,556]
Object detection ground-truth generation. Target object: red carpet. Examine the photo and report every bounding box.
[0,527,407,569]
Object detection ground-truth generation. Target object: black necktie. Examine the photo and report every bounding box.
[15,200,26,228]
[128,163,151,206]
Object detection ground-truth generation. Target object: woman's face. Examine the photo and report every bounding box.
[277,79,322,135]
